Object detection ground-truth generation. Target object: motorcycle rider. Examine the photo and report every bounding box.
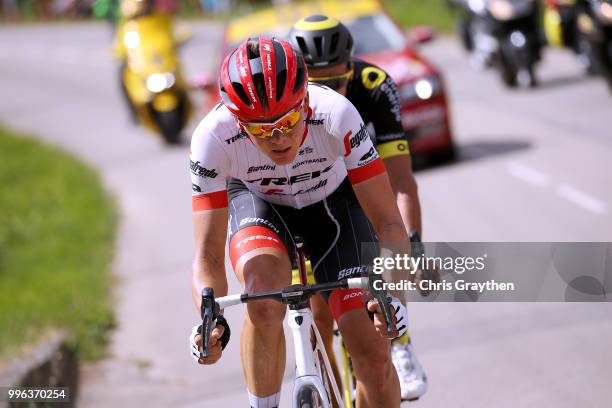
[288,15,428,401]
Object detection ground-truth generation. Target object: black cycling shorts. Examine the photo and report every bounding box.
[227,177,378,319]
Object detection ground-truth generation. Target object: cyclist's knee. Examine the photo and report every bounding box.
[246,299,285,330]
[242,254,289,329]
[351,342,392,371]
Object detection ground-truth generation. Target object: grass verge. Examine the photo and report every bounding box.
[383,0,457,33]
[0,126,117,361]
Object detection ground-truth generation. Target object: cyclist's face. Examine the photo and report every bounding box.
[308,62,353,96]
[246,104,306,165]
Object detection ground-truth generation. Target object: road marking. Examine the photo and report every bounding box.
[557,184,608,214]
[506,162,551,187]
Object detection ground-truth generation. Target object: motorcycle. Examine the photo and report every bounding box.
[450,0,542,88]
[575,0,612,89]
[543,0,600,73]
[114,12,192,144]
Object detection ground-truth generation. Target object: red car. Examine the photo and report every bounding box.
[195,0,455,161]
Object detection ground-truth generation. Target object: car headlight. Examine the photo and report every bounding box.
[400,76,442,101]
[123,31,140,49]
[146,73,176,93]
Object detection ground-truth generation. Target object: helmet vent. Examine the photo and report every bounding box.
[232,82,252,108]
[276,69,287,102]
[252,72,268,110]
[294,36,309,59]
[330,32,339,55]
[293,56,305,93]
[314,36,323,58]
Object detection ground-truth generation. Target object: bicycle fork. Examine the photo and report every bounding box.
[289,307,344,408]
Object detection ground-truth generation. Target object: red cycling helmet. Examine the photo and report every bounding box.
[219,36,308,122]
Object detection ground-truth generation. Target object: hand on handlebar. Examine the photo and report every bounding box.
[366,297,408,340]
[190,323,225,365]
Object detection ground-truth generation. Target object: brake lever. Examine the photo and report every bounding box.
[200,287,219,358]
[367,267,396,335]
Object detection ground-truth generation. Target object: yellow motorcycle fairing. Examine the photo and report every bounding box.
[115,13,191,135]
[152,91,179,112]
[543,6,564,47]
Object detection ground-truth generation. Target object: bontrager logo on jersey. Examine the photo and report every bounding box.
[247,164,276,174]
[246,163,334,186]
[291,158,327,170]
[342,290,367,301]
[338,266,367,280]
[239,217,280,234]
[343,124,369,156]
[225,133,247,144]
[190,160,219,178]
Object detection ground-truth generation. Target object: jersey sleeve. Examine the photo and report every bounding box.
[358,65,410,159]
[328,93,386,185]
[190,116,231,211]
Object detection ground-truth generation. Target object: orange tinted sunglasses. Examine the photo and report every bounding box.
[241,105,303,139]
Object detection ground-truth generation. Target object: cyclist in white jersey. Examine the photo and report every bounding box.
[189,37,409,408]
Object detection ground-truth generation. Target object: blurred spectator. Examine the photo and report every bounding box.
[200,0,231,14]
[154,0,178,14]
[1,0,20,20]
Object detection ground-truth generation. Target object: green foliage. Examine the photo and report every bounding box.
[383,0,456,33]
[0,127,118,360]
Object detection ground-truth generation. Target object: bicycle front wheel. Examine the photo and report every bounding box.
[296,385,326,408]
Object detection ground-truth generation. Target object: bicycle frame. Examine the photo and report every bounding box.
[288,306,343,407]
[211,279,362,408]
[291,239,342,407]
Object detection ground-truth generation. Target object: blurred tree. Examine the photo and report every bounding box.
[1,0,20,20]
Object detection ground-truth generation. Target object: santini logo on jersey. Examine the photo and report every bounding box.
[190,160,219,178]
[247,164,276,174]
[239,217,280,234]
[343,124,369,156]
[246,163,334,186]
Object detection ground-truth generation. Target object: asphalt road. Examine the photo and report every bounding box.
[1,22,611,408]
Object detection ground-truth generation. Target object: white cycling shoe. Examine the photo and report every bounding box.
[391,334,428,401]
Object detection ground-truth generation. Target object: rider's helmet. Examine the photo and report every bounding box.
[219,37,308,122]
[288,15,354,68]
[120,0,153,19]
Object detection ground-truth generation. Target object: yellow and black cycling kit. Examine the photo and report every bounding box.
[346,59,410,160]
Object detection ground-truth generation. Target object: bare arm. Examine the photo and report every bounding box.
[352,171,409,248]
[191,207,229,311]
[352,170,410,321]
[383,154,422,237]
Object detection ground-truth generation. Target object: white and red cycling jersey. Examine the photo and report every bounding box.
[190,83,385,210]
